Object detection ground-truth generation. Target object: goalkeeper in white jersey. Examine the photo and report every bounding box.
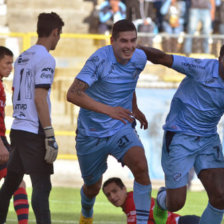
[0,12,64,224]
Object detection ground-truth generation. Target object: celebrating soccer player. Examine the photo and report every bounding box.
[138,45,224,224]
[67,19,151,224]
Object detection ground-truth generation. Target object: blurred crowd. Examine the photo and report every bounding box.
[90,0,224,55]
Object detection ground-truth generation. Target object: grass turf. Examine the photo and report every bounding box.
[5,187,224,224]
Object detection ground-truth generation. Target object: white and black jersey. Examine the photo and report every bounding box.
[11,45,55,134]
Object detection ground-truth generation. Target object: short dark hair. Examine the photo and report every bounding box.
[0,46,13,60]
[102,177,125,192]
[112,19,137,40]
[220,45,224,58]
[37,12,64,37]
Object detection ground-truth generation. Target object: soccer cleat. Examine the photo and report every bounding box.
[79,213,93,224]
[154,187,168,224]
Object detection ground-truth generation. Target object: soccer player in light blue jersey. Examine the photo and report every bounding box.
[67,19,152,224]
[139,45,224,224]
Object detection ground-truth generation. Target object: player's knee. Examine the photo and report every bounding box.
[167,197,185,212]
[167,202,184,212]
[166,186,187,212]
[133,160,148,176]
[89,186,101,196]
[84,184,101,198]
[132,162,149,184]
[210,190,224,209]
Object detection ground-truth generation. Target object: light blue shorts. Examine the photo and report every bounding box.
[162,131,224,189]
[76,125,144,186]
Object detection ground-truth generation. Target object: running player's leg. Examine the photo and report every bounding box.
[154,132,197,224]
[198,168,224,224]
[157,132,193,210]
[13,180,29,224]
[76,133,109,223]
[166,187,187,211]
[110,126,151,224]
[80,178,102,223]
[194,134,224,224]
[123,146,152,224]
[153,185,187,224]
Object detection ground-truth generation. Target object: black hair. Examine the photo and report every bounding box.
[102,177,125,191]
[37,12,64,37]
[112,19,137,40]
[0,46,13,60]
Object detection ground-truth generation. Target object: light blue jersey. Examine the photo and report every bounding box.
[76,45,147,137]
[163,55,224,136]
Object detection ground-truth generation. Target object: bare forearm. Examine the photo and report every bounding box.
[67,79,112,116]
[67,78,134,124]
[67,89,112,116]
[138,45,173,67]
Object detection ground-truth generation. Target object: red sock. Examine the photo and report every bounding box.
[13,187,29,224]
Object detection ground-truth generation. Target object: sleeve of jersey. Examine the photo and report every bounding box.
[172,55,209,79]
[76,53,102,87]
[35,56,56,89]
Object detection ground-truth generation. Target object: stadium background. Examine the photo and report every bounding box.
[1,0,224,190]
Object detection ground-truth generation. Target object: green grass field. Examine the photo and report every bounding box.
[5,187,224,224]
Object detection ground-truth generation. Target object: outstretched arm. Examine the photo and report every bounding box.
[138,45,173,67]
[67,78,134,124]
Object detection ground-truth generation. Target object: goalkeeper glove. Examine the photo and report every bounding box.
[44,126,58,164]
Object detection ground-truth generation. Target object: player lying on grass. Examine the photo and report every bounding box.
[103,177,200,224]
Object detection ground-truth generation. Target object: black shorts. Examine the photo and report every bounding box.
[8,129,53,175]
